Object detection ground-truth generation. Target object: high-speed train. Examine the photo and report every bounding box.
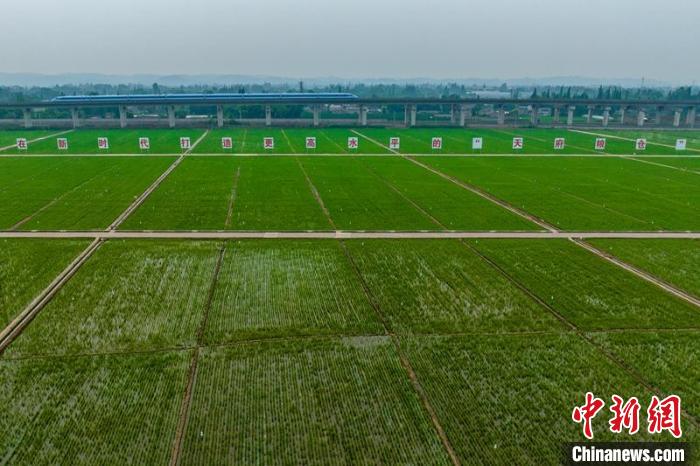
[50,93,359,104]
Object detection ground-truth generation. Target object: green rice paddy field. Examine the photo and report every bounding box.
[2,127,700,155]
[0,127,698,464]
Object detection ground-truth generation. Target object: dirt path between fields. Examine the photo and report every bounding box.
[571,129,700,153]
[0,238,102,354]
[2,230,700,239]
[106,130,210,231]
[0,129,75,152]
[572,239,700,308]
[169,244,226,466]
[9,165,118,231]
[224,167,241,228]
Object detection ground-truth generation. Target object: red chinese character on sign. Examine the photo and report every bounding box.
[554,138,565,150]
[595,138,606,150]
[16,138,27,150]
[348,137,359,149]
[512,138,524,149]
[609,395,641,435]
[222,137,233,149]
[98,137,109,150]
[139,137,150,150]
[647,395,682,438]
[432,137,443,150]
[389,137,400,149]
[263,137,274,149]
[57,138,68,150]
[306,137,316,149]
[572,392,605,439]
[636,139,647,151]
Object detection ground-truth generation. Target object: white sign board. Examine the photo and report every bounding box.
[431,137,443,150]
[389,137,400,150]
[180,137,191,150]
[16,138,27,150]
[98,137,109,150]
[635,138,647,151]
[512,137,524,150]
[472,137,483,150]
[305,137,317,149]
[222,137,233,150]
[263,137,275,150]
[347,137,359,150]
[57,138,68,150]
[553,138,566,150]
[594,138,607,151]
[139,137,150,150]
[676,139,687,151]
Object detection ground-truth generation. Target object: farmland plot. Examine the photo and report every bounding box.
[5,129,205,154]
[204,240,381,343]
[402,334,696,465]
[4,240,219,357]
[121,156,239,230]
[0,157,175,230]
[0,130,57,150]
[469,239,700,330]
[423,156,700,231]
[180,338,450,465]
[0,351,189,465]
[358,156,539,231]
[299,157,437,230]
[230,157,330,231]
[589,239,700,297]
[344,239,562,334]
[590,331,700,418]
[0,239,88,329]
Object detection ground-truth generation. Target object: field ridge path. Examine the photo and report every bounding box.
[2,231,700,239]
[571,238,700,308]
[105,131,211,230]
[468,243,700,428]
[0,129,75,152]
[400,154,558,232]
[571,129,700,153]
[0,238,102,354]
[337,239,462,466]
[169,243,226,466]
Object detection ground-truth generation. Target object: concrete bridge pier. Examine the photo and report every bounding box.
[603,107,611,127]
[312,105,321,127]
[459,105,470,127]
[265,105,272,126]
[71,108,80,128]
[673,109,682,128]
[404,104,416,127]
[552,106,561,125]
[619,108,626,126]
[168,106,176,128]
[637,108,646,127]
[23,108,32,128]
[567,106,575,126]
[119,106,128,128]
[216,105,224,128]
[358,105,368,126]
[687,107,696,128]
[586,106,594,125]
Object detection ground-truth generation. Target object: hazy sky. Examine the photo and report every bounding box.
[1,0,697,82]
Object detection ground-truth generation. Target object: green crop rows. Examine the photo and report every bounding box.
[1,125,698,463]
[0,239,88,328]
